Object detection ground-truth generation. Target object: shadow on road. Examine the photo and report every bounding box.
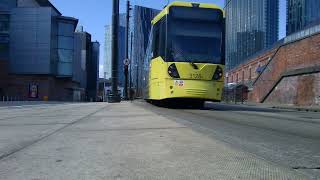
[205,103,286,113]
[140,100,289,112]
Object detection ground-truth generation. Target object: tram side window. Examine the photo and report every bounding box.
[152,24,160,59]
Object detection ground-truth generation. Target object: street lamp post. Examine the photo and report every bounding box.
[108,0,121,103]
[124,0,132,100]
[129,32,133,100]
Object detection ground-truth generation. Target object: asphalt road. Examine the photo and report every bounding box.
[0,101,318,179]
[137,101,320,179]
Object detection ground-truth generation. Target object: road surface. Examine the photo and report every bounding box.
[0,101,318,179]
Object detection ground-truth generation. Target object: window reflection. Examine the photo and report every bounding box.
[57,21,74,76]
[0,14,9,33]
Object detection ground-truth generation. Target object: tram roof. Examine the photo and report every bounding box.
[151,1,224,25]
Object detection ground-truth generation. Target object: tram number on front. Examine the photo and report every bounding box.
[190,73,202,79]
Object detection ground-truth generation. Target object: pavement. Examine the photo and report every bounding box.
[0,101,318,179]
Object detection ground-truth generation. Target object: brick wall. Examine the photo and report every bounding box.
[226,48,277,85]
[265,73,320,106]
[227,32,320,106]
[249,33,320,105]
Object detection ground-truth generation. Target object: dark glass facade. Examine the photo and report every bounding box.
[10,8,55,74]
[9,7,77,76]
[73,30,91,89]
[57,17,77,76]
[87,41,100,101]
[287,0,320,35]
[0,0,15,61]
[225,0,279,70]
[0,12,10,60]
[0,0,17,11]
[130,6,160,95]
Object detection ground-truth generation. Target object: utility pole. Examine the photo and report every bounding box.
[129,32,133,100]
[108,0,121,103]
[124,0,131,100]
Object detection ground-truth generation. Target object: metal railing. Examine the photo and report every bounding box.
[285,23,320,44]
[1,96,22,102]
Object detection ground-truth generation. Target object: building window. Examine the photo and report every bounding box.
[0,32,9,60]
[58,23,74,36]
[0,14,9,33]
[0,14,9,60]
[57,21,75,76]
[58,49,73,63]
[242,71,245,82]
[58,36,74,50]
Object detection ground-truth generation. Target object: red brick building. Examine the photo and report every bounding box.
[226,48,277,85]
[226,25,320,106]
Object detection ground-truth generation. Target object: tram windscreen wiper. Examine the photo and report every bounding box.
[190,61,199,69]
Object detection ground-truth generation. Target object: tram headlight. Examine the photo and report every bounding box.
[168,63,180,78]
[213,66,223,80]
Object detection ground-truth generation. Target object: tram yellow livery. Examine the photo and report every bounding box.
[142,1,225,107]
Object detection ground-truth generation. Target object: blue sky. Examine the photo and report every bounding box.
[50,0,287,77]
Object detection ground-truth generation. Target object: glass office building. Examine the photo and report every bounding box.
[56,16,78,76]
[287,0,320,35]
[0,12,10,61]
[87,41,100,101]
[0,0,16,61]
[103,13,126,87]
[130,6,160,95]
[0,0,101,101]
[73,29,92,90]
[0,0,17,11]
[103,25,112,79]
[9,5,78,76]
[225,0,279,70]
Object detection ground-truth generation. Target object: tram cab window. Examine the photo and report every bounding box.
[152,19,166,59]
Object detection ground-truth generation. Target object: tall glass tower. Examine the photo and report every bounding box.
[225,0,279,70]
[103,25,112,80]
[287,0,320,35]
[130,6,160,96]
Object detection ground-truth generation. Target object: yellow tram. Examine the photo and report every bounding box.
[142,1,225,107]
